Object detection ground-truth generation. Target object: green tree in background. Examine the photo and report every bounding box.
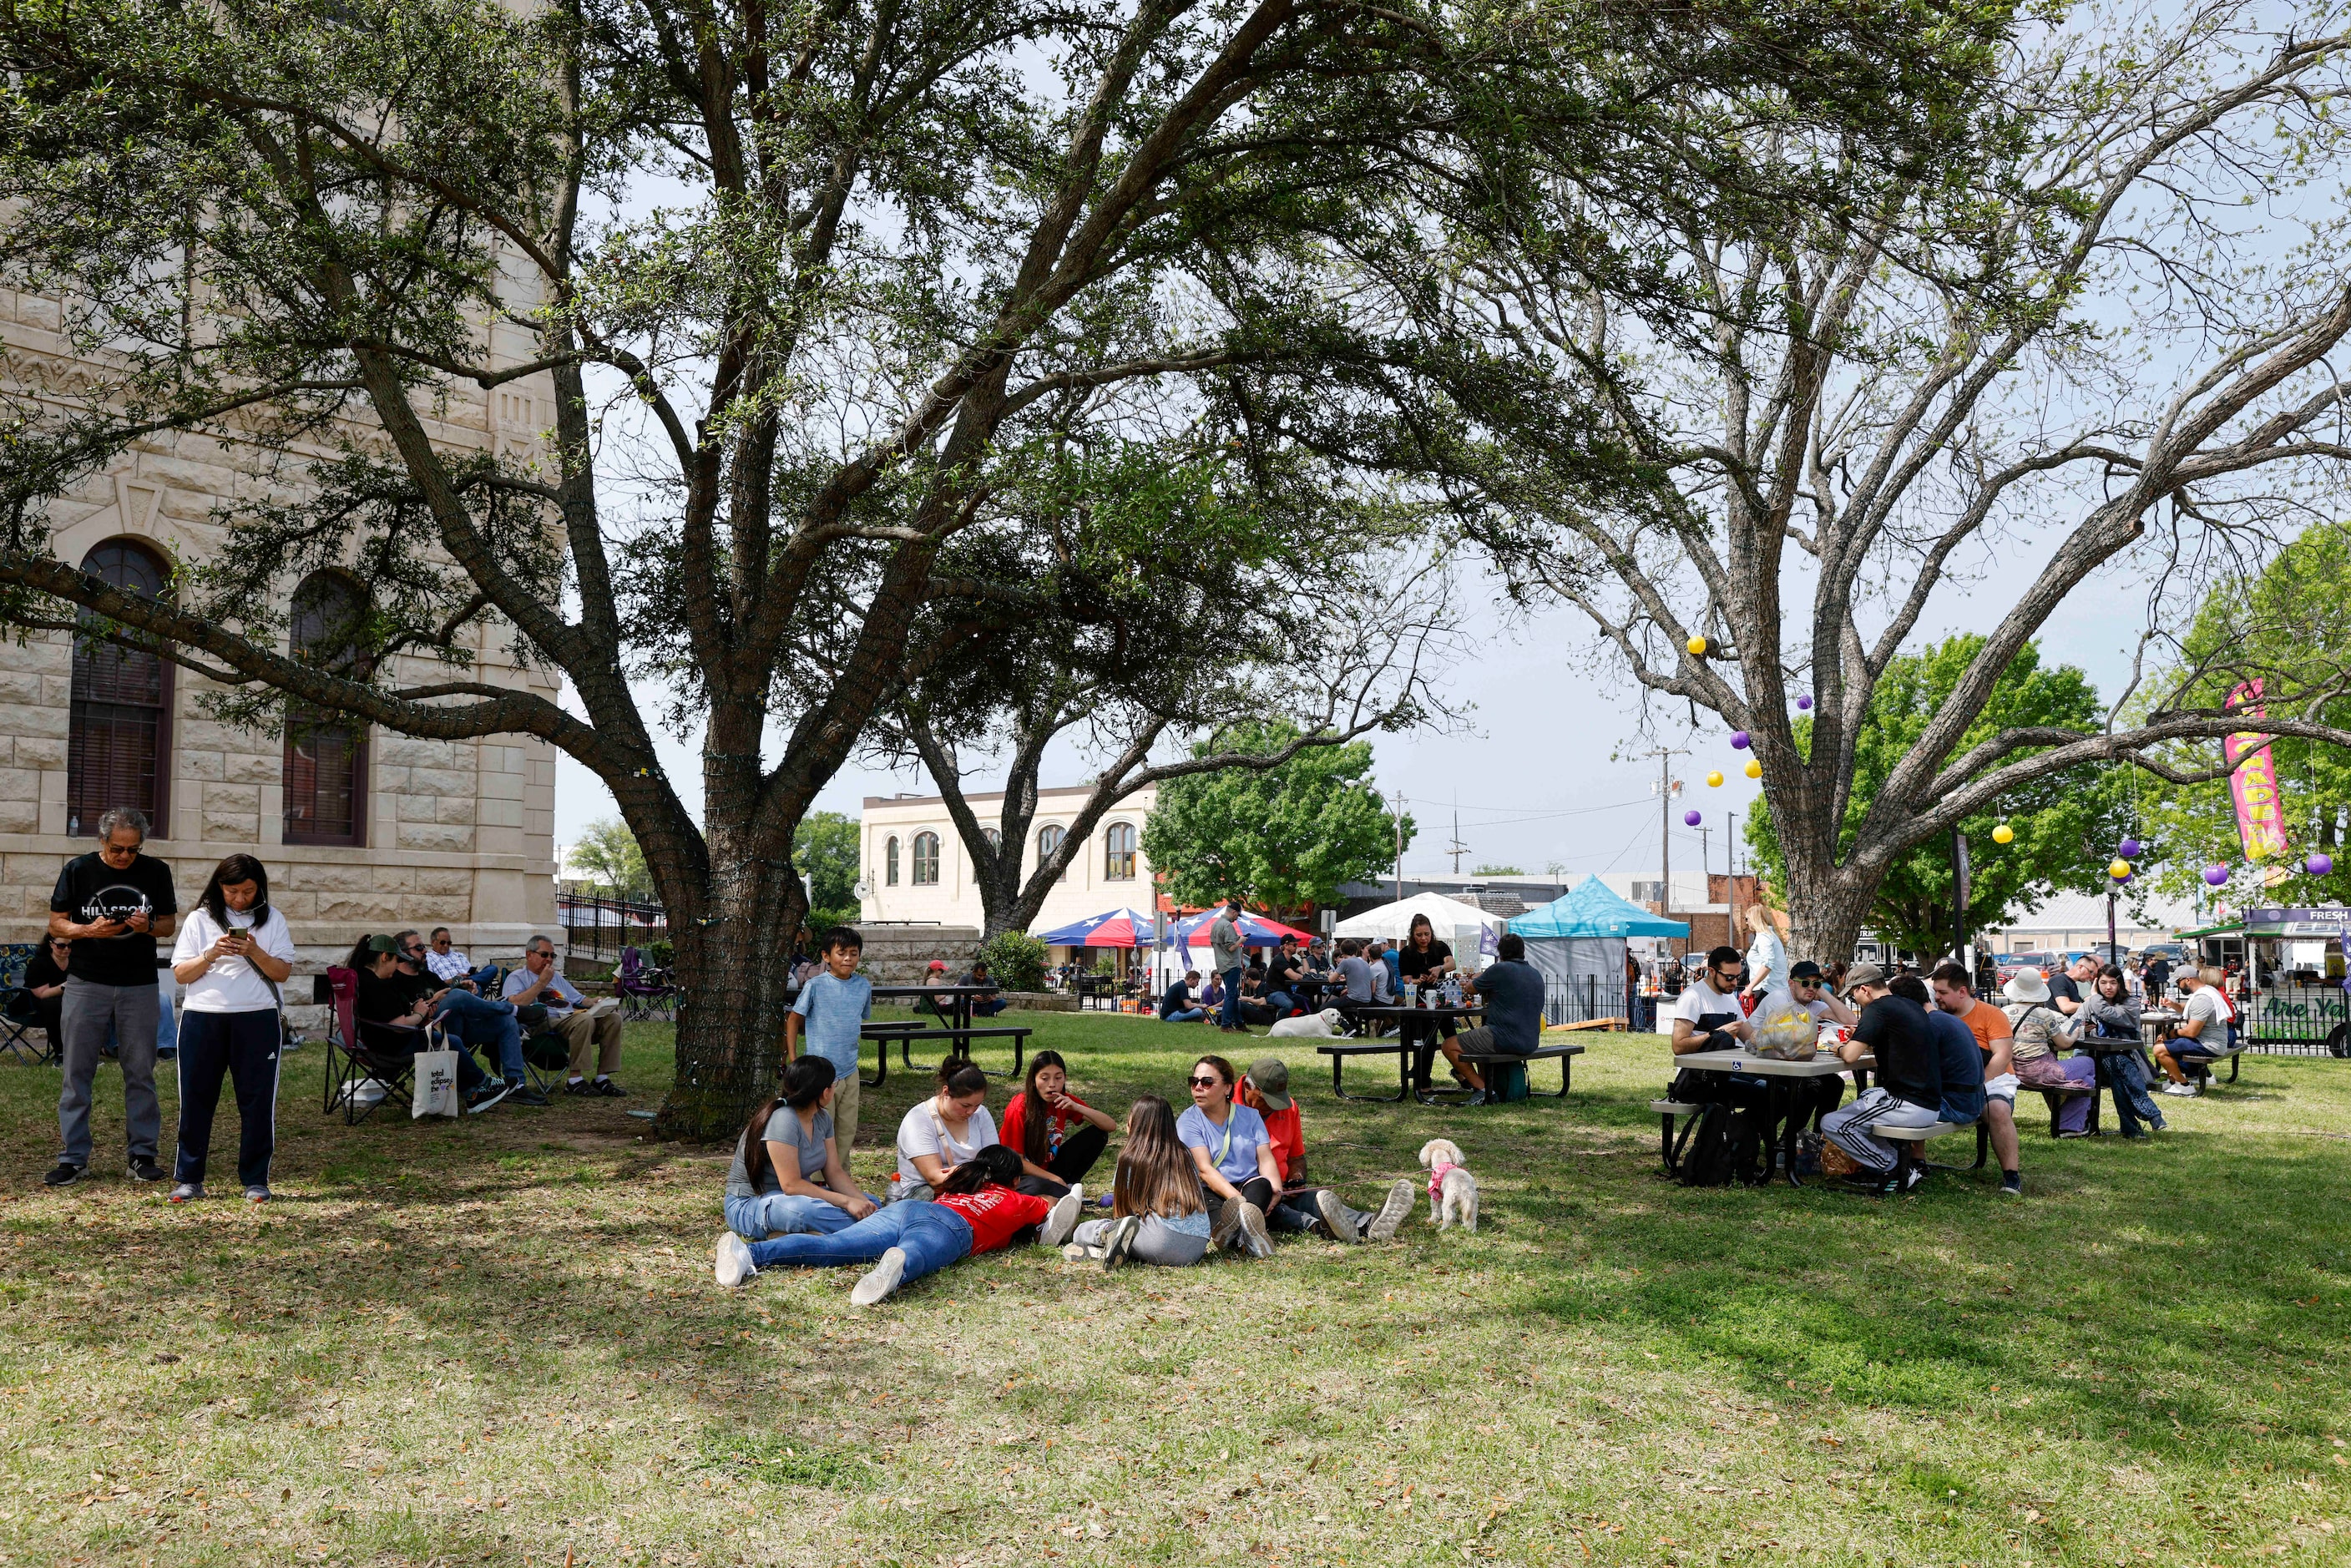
[1746,638,2133,958]
[2137,520,2351,909]
[1143,723,1410,916]
[1473,863,1525,877]
[566,819,653,899]
[793,812,863,936]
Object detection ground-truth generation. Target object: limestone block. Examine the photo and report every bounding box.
[0,636,68,673]
[524,808,554,838]
[414,868,472,898]
[377,736,461,768]
[397,794,433,822]
[433,795,474,826]
[371,864,416,893]
[408,766,474,799]
[180,749,225,784]
[0,797,38,834]
[205,782,260,815]
[13,735,63,770]
[19,704,67,739]
[0,670,40,705]
[288,860,372,893]
[272,889,317,920]
[315,893,380,923]
[398,822,473,852]
[372,766,411,797]
[478,797,523,829]
[224,750,279,785]
[200,807,257,842]
[479,767,526,801]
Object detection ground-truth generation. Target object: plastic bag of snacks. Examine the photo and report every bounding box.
[1747,996,1821,1060]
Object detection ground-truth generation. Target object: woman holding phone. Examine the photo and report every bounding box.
[168,854,296,1203]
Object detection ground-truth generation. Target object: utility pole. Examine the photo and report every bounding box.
[1388,791,1404,905]
[1728,810,1739,893]
[1646,746,1688,946]
[1449,809,1468,875]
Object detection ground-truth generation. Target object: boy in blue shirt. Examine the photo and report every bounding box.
[786,928,873,1156]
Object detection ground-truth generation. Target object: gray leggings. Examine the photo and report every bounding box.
[1072,1215,1209,1267]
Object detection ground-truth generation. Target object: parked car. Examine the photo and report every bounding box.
[2000,949,2057,978]
[2138,942,2190,964]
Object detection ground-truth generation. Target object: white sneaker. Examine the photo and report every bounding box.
[1210,1198,1243,1250]
[1367,1178,1417,1242]
[1235,1201,1273,1259]
[2161,1083,2197,1097]
[1040,1191,1084,1247]
[1317,1189,1361,1243]
[714,1232,756,1288]
[851,1247,906,1306]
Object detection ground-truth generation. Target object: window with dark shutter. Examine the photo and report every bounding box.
[66,539,174,837]
[283,572,369,847]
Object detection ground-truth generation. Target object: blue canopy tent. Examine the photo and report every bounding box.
[1509,878,1690,1025]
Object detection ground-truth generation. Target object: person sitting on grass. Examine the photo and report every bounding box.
[1236,1058,1414,1244]
[1176,1055,1277,1258]
[1445,932,1546,1104]
[892,1060,999,1203]
[1064,1096,1216,1268]
[1001,1050,1115,1197]
[2154,966,2232,1095]
[1158,970,1209,1024]
[1197,969,1225,1018]
[715,1143,1083,1304]
[724,1056,877,1240]
[787,926,872,1156]
[347,935,508,1114]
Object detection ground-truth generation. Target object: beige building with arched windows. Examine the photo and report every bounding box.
[0,295,562,974]
[858,783,1162,936]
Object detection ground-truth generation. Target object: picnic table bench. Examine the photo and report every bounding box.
[861,1018,1030,1080]
[1315,1021,1583,1104]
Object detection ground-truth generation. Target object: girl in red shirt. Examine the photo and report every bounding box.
[1000,1050,1116,1197]
[716,1146,1080,1304]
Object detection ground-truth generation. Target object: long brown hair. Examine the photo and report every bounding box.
[1113,1096,1206,1221]
[938,1143,1023,1196]
[1015,1050,1068,1166]
[736,1057,834,1193]
[1408,913,1435,950]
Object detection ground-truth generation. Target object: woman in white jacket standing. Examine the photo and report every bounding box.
[168,854,296,1203]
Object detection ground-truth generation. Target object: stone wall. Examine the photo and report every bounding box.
[856,926,983,984]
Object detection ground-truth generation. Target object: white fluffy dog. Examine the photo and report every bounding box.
[1268,1007,1346,1039]
[1417,1137,1479,1233]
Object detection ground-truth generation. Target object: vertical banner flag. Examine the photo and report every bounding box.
[2224,680,2290,862]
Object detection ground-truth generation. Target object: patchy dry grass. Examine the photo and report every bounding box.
[3,1006,2348,1566]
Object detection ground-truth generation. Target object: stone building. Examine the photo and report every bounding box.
[0,284,562,1008]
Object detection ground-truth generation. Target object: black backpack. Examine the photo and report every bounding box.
[1677,1100,1767,1187]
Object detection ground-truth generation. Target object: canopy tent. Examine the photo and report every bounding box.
[1509,878,1690,1024]
[1334,893,1507,972]
[1034,907,1162,948]
[1171,908,1313,951]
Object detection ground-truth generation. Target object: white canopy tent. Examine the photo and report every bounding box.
[1333,893,1506,972]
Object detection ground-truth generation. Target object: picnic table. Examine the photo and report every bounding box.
[868,984,1025,1079]
[872,983,1002,1030]
[1312,1002,1580,1104]
[2138,1007,2246,1085]
[1660,1047,1880,1187]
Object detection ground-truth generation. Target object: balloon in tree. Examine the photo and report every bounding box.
[1743,759,1762,780]
[1706,770,1724,787]
[1686,635,1709,657]
[1991,822,2015,845]
[1796,695,1813,710]
[2204,865,2231,886]
[1730,731,1751,749]
[2308,853,2336,878]
[2107,858,2132,881]
[2118,837,2143,859]
[1684,810,1702,827]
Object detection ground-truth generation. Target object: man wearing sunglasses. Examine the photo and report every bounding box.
[1666,944,1766,1118]
[391,929,538,1105]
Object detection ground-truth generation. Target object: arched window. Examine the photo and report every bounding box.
[981,827,1001,853]
[1105,822,1138,881]
[912,831,941,885]
[1037,823,1066,881]
[282,572,368,846]
[884,836,900,886]
[67,539,174,837]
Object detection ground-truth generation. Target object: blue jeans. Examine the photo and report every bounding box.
[432,989,523,1082]
[746,1201,973,1284]
[1220,967,1243,1029]
[725,1190,871,1240]
[971,998,1008,1017]
[2097,1047,2166,1133]
[1265,989,1295,1016]
[1162,1008,1206,1024]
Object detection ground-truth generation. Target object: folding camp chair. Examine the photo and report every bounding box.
[518,1025,571,1097]
[321,964,447,1124]
[1,942,56,1064]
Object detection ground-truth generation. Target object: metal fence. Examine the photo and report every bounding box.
[1545,977,1640,1029]
[558,887,668,966]
[2240,986,2351,1057]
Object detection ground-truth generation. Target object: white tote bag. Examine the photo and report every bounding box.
[411,1050,462,1119]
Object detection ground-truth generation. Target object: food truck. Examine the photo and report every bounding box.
[2180,905,2351,1056]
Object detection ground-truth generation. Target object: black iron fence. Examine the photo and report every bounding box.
[558,887,668,966]
[1544,977,1641,1029]
[2239,986,2351,1057]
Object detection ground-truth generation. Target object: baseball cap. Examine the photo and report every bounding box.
[926,959,948,973]
[1246,1057,1292,1111]
[1788,960,1825,983]
[1841,962,1888,998]
[365,933,400,955]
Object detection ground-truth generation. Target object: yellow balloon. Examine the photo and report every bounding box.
[1706,770,1724,787]
[1686,635,1708,657]
[1743,759,1762,779]
[1991,822,2015,845]
[2108,857,2132,879]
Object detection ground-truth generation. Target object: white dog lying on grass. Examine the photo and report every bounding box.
[1268,1007,1346,1039]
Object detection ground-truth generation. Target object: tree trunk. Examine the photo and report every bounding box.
[650,821,806,1142]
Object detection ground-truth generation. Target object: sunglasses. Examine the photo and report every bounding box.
[1188,1075,1222,1088]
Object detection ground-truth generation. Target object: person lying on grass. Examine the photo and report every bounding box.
[1236,1057,1414,1245]
[1001,1050,1115,1198]
[1063,1095,1216,1268]
[1176,1055,1277,1258]
[715,1144,1082,1304]
[892,1060,999,1203]
[724,1056,877,1241]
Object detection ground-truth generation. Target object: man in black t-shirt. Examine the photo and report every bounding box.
[1818,963,1948,1186]
[44,807,179,1188]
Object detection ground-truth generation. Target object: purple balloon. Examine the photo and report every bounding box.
[2204,865,2230,886]
[2118,837,2143,859]
[1683,810,1701,827]
[2308,853,2336,878]
[1730,731,1751,749]
[2111,867,2131,883]
[1796,695,1813,711]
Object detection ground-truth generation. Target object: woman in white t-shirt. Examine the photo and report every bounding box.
[167,854,297,1204]
[892,1060,999,1202]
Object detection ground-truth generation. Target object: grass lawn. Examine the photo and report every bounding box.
[3,1007,2348,1567]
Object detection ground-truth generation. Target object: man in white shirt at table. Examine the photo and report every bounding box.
[503,935,627,1098]
[1668,946,1768,1115]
